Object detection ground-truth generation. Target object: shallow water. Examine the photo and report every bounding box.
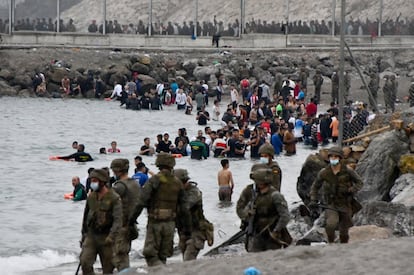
[0,97,315,274]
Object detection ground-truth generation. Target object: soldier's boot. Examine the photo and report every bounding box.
[339,231,349,243]
[183,239,199,261]
[325,228,336,243]
[146,256,163,267]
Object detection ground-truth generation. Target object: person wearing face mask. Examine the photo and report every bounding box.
[309,147,363,243]
[110,159,141,273]
[236,168,291,252]
[80,169,122,275]
[250,143,282,192]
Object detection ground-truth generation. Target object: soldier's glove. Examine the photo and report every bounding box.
[247,208,256,217]
[268,229,281,241]
[79,234,86,248]
[308,201,319,209]
[105,235,114,245]
[179,234,191,252]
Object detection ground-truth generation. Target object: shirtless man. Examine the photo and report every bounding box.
[217,159,234,201]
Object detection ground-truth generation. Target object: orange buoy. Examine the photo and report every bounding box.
[49,156,61,160]
[64,193,74,200]
[172,154,183,158]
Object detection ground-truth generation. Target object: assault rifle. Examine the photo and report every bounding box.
[203,229,246,256]
[246,184,258,237]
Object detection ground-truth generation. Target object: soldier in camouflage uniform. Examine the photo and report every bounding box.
[174,169,214,261]
[331,70,339,104]
[409,77,414,107]
[367,72,379,111]
[312,69,324,104]
[80,169,122,275]
[383,75,397,113]
[236,168,291,252]
[344,71,351,102]
[110,159,141,272]
[133,153,190,266]
[251,143,282,192]
[309,147,363,243]
[299,66,309,91]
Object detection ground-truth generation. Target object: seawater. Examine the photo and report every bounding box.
[0,97,309,274]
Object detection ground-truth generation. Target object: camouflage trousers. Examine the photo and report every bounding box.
[143,220,175,266]
[80,233,114,275]
[113,227,131,272]
[325,208,353,243]
[246,231,282,252]
[179,230,206,261]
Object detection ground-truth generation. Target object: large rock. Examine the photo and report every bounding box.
[0,69,14,81]
[137,54,151,65]
[18,89,34,97]
[182,59,199,76]
[48,67,72,83]
[272,66,296,75]
[316,64,333,77]
[390,174,414,207]
[356,130,410,202]
[317,53,331,61]
[137,74,157,86]
[0,80,18,96]
[10,74,32,89]
[193,66,219,81]
[398,154,414,174]
[353,201,414,236]
[130,62,150,75]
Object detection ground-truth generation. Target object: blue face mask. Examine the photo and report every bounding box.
[259,157,268,164]
[91,182,100,191]
[330,159,340,166]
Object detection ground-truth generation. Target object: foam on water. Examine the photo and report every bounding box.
[0,249,76,275]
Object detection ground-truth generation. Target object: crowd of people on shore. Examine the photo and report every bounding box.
[2,13,414,36]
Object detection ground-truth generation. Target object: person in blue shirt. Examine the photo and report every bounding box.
[132,162,149,187]
[271,126,283,156]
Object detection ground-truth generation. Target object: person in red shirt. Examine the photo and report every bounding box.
[293,80,302,98]
[107,141,121,153]
[306,98,318,118]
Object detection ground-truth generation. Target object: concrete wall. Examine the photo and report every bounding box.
[1,32,414,49]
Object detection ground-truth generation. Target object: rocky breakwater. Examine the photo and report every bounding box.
[0,48,414,101]
[292,108,414,244]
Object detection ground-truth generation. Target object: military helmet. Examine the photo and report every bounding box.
[258,143,274,157]
[155,152,176,168]
[173,168,189,183]
[110,158,129,172]
[89,169,109,183]
[328,146,343,159]
[250,168,273,184]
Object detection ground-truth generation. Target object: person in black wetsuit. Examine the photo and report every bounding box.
[59,144,93,162]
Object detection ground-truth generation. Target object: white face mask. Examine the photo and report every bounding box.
[330,159,340,166]
[259,157,268,164]
[90,182,100,191]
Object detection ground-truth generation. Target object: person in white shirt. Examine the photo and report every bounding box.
[212,99,221,121]
[110,82,123,99]
[175,89,187,110]
[230,84,239,110]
